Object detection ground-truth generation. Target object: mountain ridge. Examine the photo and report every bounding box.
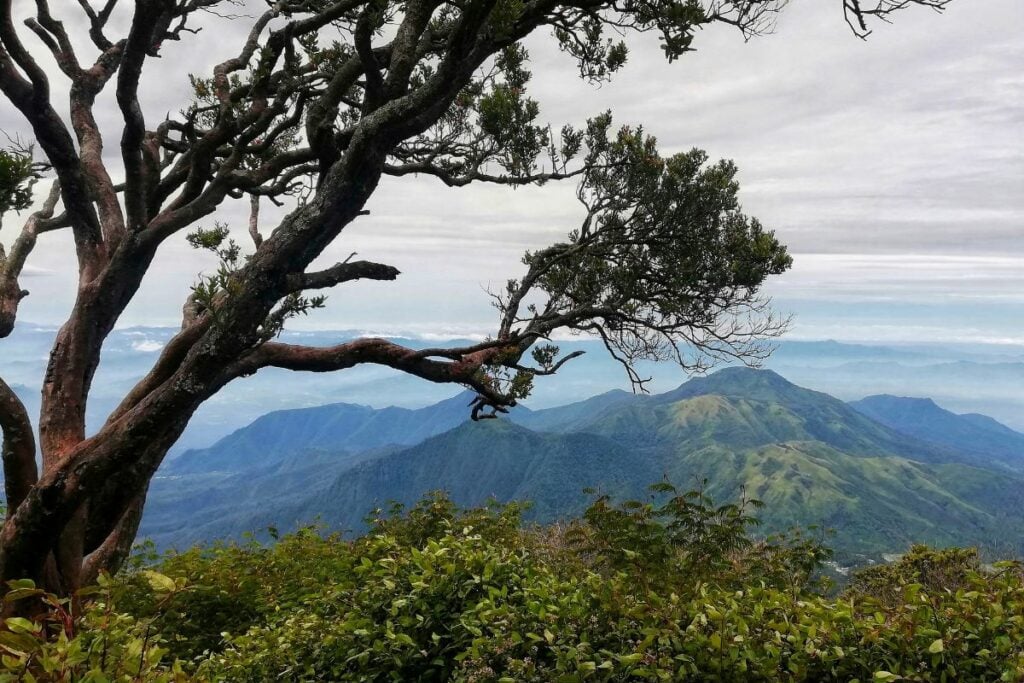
[168,390,490,474]
[140,368,1024,560]
[850,394,1024,472]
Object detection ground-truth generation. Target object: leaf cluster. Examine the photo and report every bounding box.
[496,115,792,390]
[0,575,186,682]
[0,149,36,217]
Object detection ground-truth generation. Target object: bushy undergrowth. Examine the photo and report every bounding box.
[2,487,1023,681]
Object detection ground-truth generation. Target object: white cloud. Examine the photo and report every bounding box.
[130,339,166,353]
[771,253,1024,304]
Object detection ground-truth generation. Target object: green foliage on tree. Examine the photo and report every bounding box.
[0,148,35,218]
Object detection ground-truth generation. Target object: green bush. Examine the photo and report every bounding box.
[564,482,834,595]
[0,574,187,682]
[845,545,988,608]
[3,489,1023,681]
[118,527,360,662]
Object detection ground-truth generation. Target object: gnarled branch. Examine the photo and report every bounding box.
[233,336,511,409]
[287,259,401,292]
[0,377,37,516]
[0,180,62,337]
[383,162,586,187]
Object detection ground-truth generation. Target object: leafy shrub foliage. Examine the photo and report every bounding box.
[565,482,834,595]
[0,574,187,682]
[2,488,1022,681]
[845,544,983,608]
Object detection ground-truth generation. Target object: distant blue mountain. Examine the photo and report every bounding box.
[849,394,1024,472]
[168,390,501,474]
[770,340,927,364]
[960,412,1024,437]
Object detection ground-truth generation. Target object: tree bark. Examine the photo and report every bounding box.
[0,378,36,516]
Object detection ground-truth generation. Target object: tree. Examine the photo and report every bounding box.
[0,0,949,597]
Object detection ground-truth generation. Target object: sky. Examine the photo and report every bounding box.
[1,0,1021,347]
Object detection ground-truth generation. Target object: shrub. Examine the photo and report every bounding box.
[0,575,187,682]
[845,544,989,607]
[118,526,359,663]
[565,482,833,595]
[3,489,1022,681]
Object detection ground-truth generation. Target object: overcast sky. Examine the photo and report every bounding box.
[1,0,1021,346]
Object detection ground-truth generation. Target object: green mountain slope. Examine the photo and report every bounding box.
[150,421,657,548]
[657,440,1016,554]
[301,421,659,527]
[512,389,638,433]
[648,368,956,461]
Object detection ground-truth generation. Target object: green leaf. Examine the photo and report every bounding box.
[0,630,39,655]
[3,588,43,603]
[928,638,944,654]
[141,570,177,594]
[3,618,37,634]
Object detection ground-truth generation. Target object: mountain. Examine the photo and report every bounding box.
[143,444,404,543]
[771,359,1024,432]
[305,392,1024,558]
[849,395,1024,472]
[168,390,488,474]
[961,412,1024,436]
[541,369,1024,555]
[155,421,658,548]
[571,368,955,462]
[302,420,657,527]
[141,368,1024,561]
[512,388,637,433]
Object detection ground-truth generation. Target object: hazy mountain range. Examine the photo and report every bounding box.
[5,324,1024,561]
[4,324,1024,460]
[849,395,1024,472]
[143,368,1024,562]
